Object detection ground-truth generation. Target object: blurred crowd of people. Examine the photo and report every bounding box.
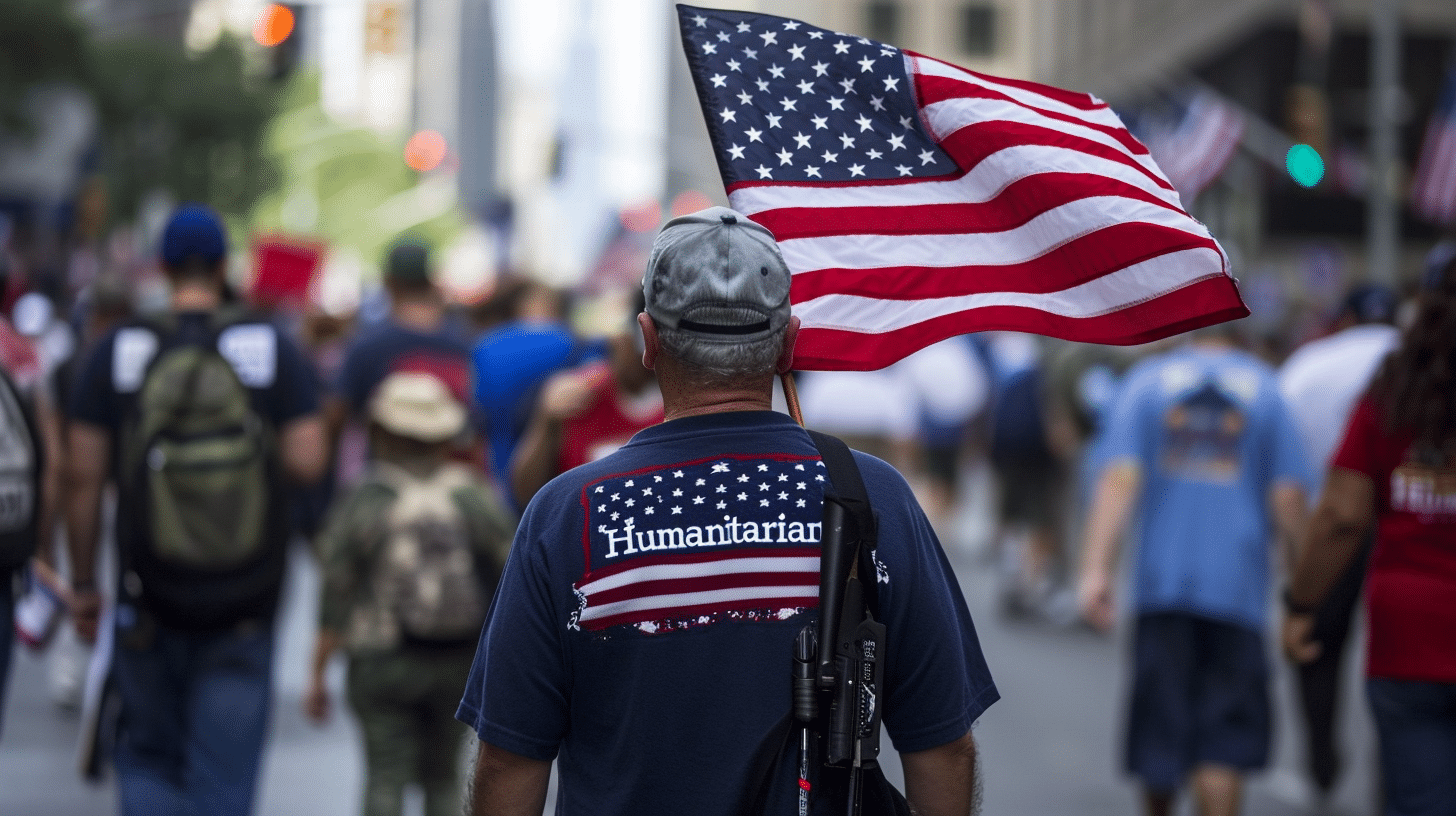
[0,200,1453,816]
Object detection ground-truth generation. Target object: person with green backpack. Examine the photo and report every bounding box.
[305,370,513,816]
[64,204,328,816]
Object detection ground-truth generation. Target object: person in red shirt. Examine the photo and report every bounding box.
[509,293,663,509]
[1283,253,1456,816]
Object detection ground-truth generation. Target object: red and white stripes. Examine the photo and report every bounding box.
[725,52,1246,371]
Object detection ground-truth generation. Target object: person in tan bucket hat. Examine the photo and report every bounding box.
[307,371,514,816]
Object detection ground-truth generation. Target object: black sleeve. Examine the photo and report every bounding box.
[271,332,322,426]
[66,334,119,431]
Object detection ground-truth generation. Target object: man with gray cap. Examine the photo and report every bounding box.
[457,207,997,816]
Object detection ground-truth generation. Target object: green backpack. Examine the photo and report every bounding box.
[122,313,273,572]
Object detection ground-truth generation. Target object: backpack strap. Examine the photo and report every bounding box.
[805,429,880,616]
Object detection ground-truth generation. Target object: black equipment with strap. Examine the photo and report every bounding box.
[746,431,911,816]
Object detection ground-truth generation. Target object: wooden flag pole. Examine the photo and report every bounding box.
[780,370,804,426]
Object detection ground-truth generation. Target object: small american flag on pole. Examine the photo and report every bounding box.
[1412,61,1456,226]
[676,5,1248,371]
[1144,92,1246,204]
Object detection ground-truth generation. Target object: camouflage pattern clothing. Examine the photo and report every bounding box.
[346,648,475,816]
[315,458,513,816]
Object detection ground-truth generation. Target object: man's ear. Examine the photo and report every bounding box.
[637,312,659,370]
[775,316,800,375]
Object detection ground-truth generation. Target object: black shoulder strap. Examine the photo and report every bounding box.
[806,429,879,614]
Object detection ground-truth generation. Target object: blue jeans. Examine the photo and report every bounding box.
[112,609,275,816]
[1366,677,1456,816]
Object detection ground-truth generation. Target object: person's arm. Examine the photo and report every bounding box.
[1076,460,1140,632]
[30,385,64,571]
[64,420,110,642]
[304,628,340,723]
[468,741,552,816]
[509,367,607,508]
[1269,482,1308,577]
[1282,467,1375,664]
[902,730,982,816]
[279,413,328,485]
[322,394,349,458]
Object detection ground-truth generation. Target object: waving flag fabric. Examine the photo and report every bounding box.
[676,5,1247,371]
[1412,62,1456,226]
[1144,92,1245,204]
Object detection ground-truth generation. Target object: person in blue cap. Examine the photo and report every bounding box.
[65,203,327,816]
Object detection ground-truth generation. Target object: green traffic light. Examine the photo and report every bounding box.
[1286,144,1325,187]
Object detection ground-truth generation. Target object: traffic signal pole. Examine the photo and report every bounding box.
[1366,0,1402,284]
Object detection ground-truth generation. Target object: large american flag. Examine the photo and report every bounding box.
[572,454,828,633]
[677,5,1248,371]
[1412,62,1456,226]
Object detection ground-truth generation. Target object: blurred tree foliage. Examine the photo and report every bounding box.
[251,77,466,280]
[0,0,279,222]
[89,36,279,221]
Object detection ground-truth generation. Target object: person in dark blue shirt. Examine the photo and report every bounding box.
[327,237,481,482]
[64,204,327,816]
[458,208,997,816]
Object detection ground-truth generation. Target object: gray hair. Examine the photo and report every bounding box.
[656,323,783,380]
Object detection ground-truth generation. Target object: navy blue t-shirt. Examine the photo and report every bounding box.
[68,312,319,436]
[336,321,474,417]
[457,411,997,816]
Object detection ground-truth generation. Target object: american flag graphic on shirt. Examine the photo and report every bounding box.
[571,454,828,633]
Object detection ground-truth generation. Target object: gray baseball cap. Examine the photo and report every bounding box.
[642,206,792,343]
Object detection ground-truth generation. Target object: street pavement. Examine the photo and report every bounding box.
[1,467,1376,815]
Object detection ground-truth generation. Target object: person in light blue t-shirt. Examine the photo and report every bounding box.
[1077,331,1312,816]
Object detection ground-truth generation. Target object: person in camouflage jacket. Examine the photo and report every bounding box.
[305,372,513,816]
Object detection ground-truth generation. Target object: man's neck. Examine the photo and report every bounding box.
[392,298,444,332]
[171,283,222,312]
[656,358,775,422]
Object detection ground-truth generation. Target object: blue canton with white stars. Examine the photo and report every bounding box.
[586,456,828,566]
[678,5,955,186]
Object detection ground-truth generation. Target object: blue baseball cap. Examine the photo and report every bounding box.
[161,204,227,268]
[1339,283,1398,325]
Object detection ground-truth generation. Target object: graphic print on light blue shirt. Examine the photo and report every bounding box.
[1099,347,1313,629]
[573,454,828,633]
[1160,380,1247,483]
